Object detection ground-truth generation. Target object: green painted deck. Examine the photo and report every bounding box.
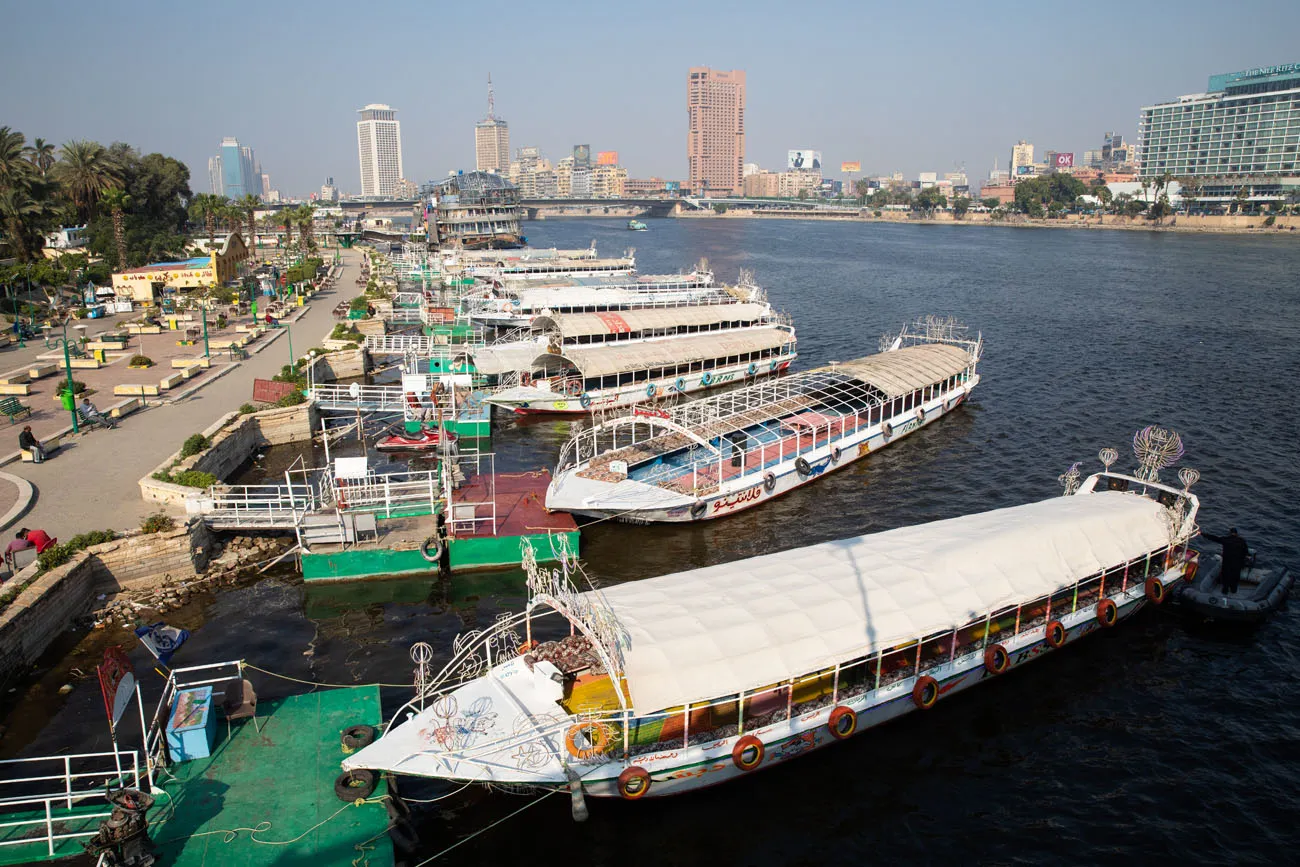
[302,546,434,581]
[150,686,393,867]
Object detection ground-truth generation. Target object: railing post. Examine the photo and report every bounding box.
[45,799,54,856]
[64,755,73,810]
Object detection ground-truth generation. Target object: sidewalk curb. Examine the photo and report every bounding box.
[0,471,35,532]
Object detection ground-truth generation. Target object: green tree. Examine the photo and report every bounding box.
[53,140,123,221]
[869,190,890,208]
[1232,185,1250,215]
[26,138,56,176]
[915,187,947,214]
[188,193,228,244]
[952,196,971,218]
[100,187,132,269]
[296,203,318,252]
[797,189,809,200]
[0,127,30,186]
[1178,177,1200,214]
[281,207,295,248]
[235,194,261,257]
[0,183,55,262]
[981,196,1000,210]
[853,179,870,204]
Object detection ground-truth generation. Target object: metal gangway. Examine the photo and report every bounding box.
[365,334,441,355]
[308,383,408,413]
[187,482,319,529]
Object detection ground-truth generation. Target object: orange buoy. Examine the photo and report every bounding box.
[983,644,1010,675]
[827,706,857,739]
[732,735,764,771]
[1045,620,1067,648]
[912,675,939,709]
[564,722,611,761]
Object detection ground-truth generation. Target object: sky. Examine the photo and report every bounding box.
[4,0,1300,197]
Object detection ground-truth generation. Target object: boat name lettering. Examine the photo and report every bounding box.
[711,486,764,514]
[634,408,671,419]
[645,751,681,763]
[712,372,736,384]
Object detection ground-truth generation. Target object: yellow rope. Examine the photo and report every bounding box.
[241,661,414,689]
[410,789,558,865]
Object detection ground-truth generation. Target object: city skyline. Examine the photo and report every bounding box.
[4,0,1300,195]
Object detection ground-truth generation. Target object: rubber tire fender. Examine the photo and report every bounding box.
[795,457,812,477]
[1144,577,1167,605]
[830,446,842,464]
[1045,620,1067,648]
[579,392,592,409]
[827,706,857,739]
[690,500,708,520]
[335,769,377,802]
[763,472,777,493]
[342,724,377,751]
[1096,598,1119,627]
[912,675,939,709]
[617,766,652,799]
[747,362,757,377]
[732,735,765,771]
[983,644,1010,675]
[419,536,443,563]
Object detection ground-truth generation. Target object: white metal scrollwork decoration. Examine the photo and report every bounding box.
[410,642,433,710]
[1058,462,1082,496]
[1099,448,1118,471]
[1132,426,1184,482]
[522,540,630,678]
[1178,467,1200,492]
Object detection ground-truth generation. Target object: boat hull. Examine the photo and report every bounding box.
[554,380,977,522]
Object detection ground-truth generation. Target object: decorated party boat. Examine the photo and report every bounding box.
[546,317,981,521]
[344,428,1203,803]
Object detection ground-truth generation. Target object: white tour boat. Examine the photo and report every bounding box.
[467,270,734,329]
[546,318,981,522]
[480,315,797,414]
[443,247,636,282]
[343,428,1205,805]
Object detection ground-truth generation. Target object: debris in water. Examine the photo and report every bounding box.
[58,684,74,696]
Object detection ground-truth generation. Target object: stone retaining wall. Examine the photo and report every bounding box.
[310,348,368,381]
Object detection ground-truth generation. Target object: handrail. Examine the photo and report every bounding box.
[0,750,141,857]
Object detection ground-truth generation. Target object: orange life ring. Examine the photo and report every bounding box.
[912,675,939,709]
[517,640,539,655]
[564,722,611,761]
[1096,598,1118,627]
[1045,620,1067,648]
[984,644,1010,675]
[1144,577,1167,605]
[732,735,764,771]
[827,706,857,739]
[1182,552,1200,583]
[617,766,651,799]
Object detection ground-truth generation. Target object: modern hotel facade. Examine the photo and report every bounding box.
[1138,63,1300,211]
[357,104,404,197]
[687,67,746,196]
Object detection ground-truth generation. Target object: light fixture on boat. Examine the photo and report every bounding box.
[1058,462,1082,496]
[1133,425,1185,482]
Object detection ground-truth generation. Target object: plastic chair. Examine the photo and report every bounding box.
[220,678,260,736]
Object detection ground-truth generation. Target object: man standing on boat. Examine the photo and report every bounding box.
[1201,528,1249,594]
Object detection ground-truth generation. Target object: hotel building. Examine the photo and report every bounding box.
[1138,63,1300,210]
[687,67,746,196]
[357,104,403,197]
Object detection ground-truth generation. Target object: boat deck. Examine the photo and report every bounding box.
[452,470,579,538]
[0,688,393,866]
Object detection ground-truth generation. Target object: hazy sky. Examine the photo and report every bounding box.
[4,0,1299,196]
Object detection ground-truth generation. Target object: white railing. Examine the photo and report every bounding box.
[331,468,442,517]
[445,451,498,536]
[386,308,424,324]
[366,334,440,354]
[309,383,407,413]
[0,751,142,859]
[192,483,318,528]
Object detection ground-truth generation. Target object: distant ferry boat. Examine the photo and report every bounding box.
[547,319,981,521]
[628,220,648,231]
[344,430,1204,801]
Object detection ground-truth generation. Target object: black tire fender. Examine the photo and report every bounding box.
[795,457,812,477]
[335,769,377,802]
[763,472,777,493]
[342,724,377,751]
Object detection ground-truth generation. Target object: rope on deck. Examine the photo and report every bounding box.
[410,788,559,865]
[241,661,415,689]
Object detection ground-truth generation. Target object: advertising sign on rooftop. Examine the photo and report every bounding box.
[1054,153,1075,168]
[840,161,861,173]
[1015,164,1036,176]
[596,151,619,166]
[788,150,822,171]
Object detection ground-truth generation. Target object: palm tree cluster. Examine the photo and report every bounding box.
[0,127,189,269]
[187,196,320,259]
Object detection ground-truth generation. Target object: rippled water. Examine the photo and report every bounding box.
[11,219,1300,864]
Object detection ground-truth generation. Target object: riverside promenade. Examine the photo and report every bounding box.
[0,249,363,541]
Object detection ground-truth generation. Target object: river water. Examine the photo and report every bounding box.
[10,219,1300,865]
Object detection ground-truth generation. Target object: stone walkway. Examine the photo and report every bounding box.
[4,250,363,540]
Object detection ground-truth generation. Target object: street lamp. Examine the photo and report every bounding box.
[45,318,81,433]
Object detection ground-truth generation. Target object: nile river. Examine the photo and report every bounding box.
[11,219,1300,864]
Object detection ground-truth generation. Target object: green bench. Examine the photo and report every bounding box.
[0,396,32,424]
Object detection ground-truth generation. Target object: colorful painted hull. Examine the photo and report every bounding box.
[486,357,797,415]
[550,377,979,522]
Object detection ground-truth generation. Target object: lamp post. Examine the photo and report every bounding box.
[201,302,210,358]
[45,319,81,433]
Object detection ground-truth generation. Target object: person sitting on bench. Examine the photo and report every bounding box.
[18,425,45,462]
[5,528,55,575]
[79,397,117,429]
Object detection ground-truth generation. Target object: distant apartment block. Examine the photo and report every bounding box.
[687,67,746,196]
[1009,140,1035,179]
[357,104,403,197]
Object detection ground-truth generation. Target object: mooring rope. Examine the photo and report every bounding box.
[409,789,558,865]
[241,661,414,689]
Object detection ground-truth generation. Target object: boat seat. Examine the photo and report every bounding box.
[220,678,260,736]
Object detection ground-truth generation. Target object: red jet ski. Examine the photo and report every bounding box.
[374,428,457,453]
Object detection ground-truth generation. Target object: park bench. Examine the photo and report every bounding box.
[21,432,62,462]
[0,396,32,424]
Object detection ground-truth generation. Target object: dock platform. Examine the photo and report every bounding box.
[449,469,579,570]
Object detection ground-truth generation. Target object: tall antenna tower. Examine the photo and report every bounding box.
[487,73,495,120]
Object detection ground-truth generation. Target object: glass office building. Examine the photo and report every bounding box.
[1138,63,1300,211]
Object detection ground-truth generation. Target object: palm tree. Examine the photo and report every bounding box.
[0,182,55,262]
[101,187,132,269]
[235,194,261,257]
[188,193,228,245]
[281,207,295,250]
[0,127,29,186]
[53,140,123,221]
[295,204,318,253]
[1178,177,1201,215]
[26,138,56,176]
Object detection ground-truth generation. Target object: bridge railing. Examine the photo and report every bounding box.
[332,468,442,517]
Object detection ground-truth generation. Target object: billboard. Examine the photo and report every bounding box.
[1015,164,1035,176]
[573,144,591,167]
[1054,152,1074,168]
[840,161,861,173]
[596,151,619,166]
[787,150,822,171]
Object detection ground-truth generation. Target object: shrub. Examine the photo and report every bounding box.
[55,379,87,396]
[873,210,882,217]
[141,513,175,534]
[180,433,211,458]
[272,365,306,386]
[216,314,228,329]
[37,544,73,571]
[276,390,307,408]
[1264,215,1276,227]
[172,470,218,488]
[238,402,255,414]
[66,529,116,550]
[349,296,370,312]
[330,323,362,342]
[128,355,154,367]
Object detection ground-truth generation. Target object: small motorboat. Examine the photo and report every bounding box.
[374,428,457,453]
[1169,549,1293,624]
[627,219,648,231]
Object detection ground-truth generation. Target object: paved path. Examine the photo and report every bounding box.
[5,250,363,540]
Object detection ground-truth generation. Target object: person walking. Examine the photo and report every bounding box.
[1202,528,1250,594]
[17,426,45,463]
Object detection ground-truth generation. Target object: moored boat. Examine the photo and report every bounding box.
[374,427,457,453]
[1169,549,1293,623]
[628,220,648,231]
[343,429,1203,802]
[546,317,980,521]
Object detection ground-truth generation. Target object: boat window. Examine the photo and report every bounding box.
[1073,573,1103,610]
[987,605,1018,643]
[742,682,790,729]
[1049,583,1076,617]
[1101,475,1129,492]
[836,655,875,701]
[952,618,987,659]
[902,392,914,411]
[918,631,952,673]
[1020,594,1052,632]
[878,642,916,688]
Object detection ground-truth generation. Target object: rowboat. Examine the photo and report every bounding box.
[343,428,1203,805]
[546,318,980,521]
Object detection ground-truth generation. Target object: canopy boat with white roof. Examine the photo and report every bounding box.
[344,429,1204,803]
[546,317,981,522]
[443,246,636,282]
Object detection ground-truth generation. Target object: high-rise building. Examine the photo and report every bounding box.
[208,137,259,198]
[357,104,403,197]
[261,173,272,197]
[687,67,746,196]
[1138,62,1300,210]
[475,76,510,174]
[1101,132,1135,171]
[1009,140,1035,180]
[320,177,339,202]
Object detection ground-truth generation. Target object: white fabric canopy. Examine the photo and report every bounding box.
[583,491,1171,713]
